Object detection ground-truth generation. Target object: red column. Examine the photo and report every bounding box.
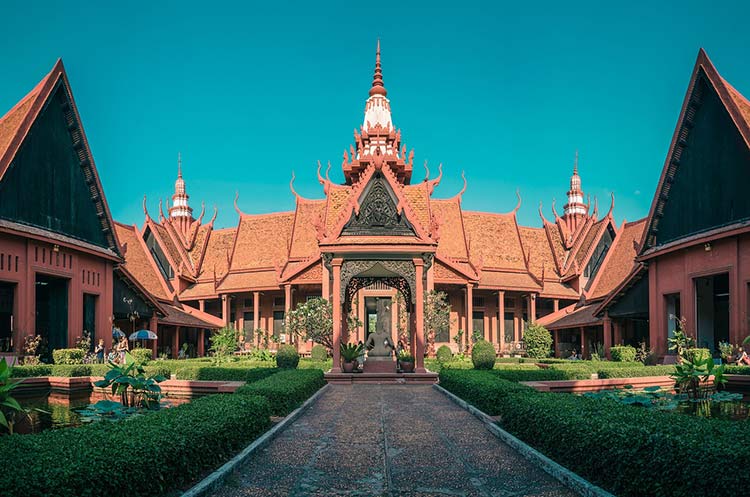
[603,313,612,359]
[322,260,330,301]
[613,321,622,345]
[149,316,158,358]
[284,284,292,345]
[331,259,342,373]
[579,326,586,359]
[529,293,537,324]
[466,284,473,350]
[553,299,559,313]
[415,258,426,373]
[197,329,205,357]
[221,295,230,327]
[498,291,505,354]
[253,291,260,346]
[199,299,205,312]
[172,326,180,359]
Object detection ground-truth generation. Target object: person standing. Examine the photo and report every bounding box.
[94,339,105,364]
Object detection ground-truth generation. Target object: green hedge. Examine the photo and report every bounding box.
[52,349,85,364]
[471,340,496,370]
[0,393,271,497]
[11,363,171,379]
[175,366,278,383]
[724,366,750,375]
[130,347,153,364]
[235,369,325,416]
[596,365,676,378]
[490,368,584,382]
[439,369,750,497]
[297,359,332,370]
[610,345,636,362]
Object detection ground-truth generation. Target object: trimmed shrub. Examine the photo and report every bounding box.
[236,369,325,416]
[0,393,271,497]
[130,347,153,364]
[310,344,328,362]
[298,359,332,370]
[50,365,91,377]
[143,364,172,379]
[175,366,278,383]
[490,368,578,382]
[471,340,496,370]
[275,345,299,369]
[52,349,84,365]
[10,365,53,377]
[725,365,750,375]
[436,345,453,363]
[610,345,636,362]
[439,369,750,497]
[523,324,553,359]
[596,365,676,379]
[684,348,712,363]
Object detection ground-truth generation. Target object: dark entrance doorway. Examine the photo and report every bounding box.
[695,273,729,352]
[35,274,69,361]
[0,283,14,352]
[365,296,393,341]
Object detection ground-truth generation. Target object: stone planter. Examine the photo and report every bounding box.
[400,361,415,373]
[342,361,355,373]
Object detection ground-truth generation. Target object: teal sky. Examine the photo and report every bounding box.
[2,1,750,229]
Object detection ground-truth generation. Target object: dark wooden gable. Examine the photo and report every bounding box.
[341,172,416,236]
[651,72,750,248]
[0,81,112,249]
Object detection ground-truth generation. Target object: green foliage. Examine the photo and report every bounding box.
[424,290,451,350]
[10,365,53,377]
[249,348,275,362]
[589,342,605,361]
[596,365,677,378]
[490,368,580,382]
[310,344,328,361]
[174,366,277,383]
[583,385,742,412]
[51,365,91,377]
[672,355,726,399]
[285,297,333,349]
[129,347,153,364]
[0,358,24,434]
[683,348,712,364]
[439,369,750,497]
[667,315,695,357]
[718,341,735,360]
[610,345,637,362]
[725,365,750,375]
[93,352,165,408]
[436,345,453,363]
[275,344,300,369]
[52,349,84,365]
[236,369,325,416]
[453,329,464,353]
[340,342,363,362]
[523,324,553,359]
[397,350,414,362]
[209,327,239,359]
[0,393,271,496]
[471,339,496,370]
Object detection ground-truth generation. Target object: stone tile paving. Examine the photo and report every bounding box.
[211,385,578,497]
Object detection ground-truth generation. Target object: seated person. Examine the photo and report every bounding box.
[567,349,578,360]
[737,347,750,366]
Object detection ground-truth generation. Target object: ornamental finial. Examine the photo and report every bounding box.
[369,39,387,97]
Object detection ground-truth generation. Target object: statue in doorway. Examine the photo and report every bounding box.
[365,298,394,357]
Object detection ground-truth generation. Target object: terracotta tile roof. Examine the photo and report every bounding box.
[433,259,471,282]
[574,218,606,268]
[519,226,558,278]
[432,199,468,260]
[152,222,183,271]
[589,218,647,299]
[289,200,325,259]
[160,303,223,329]
[187,223,212,270]
[543,222,567,273]
[179,281,217,299]
[199,228,236,279]
[402,184,431,230]
[219,271,280,291]
[723,78,750,127]
[478,270,540,291]
[540,280,579,299]
[230,212,293,270]
[463,212,526,270]
[322,235,426,246]
[114,222,170,301]
[324,186,352,234]
[536,302,601,330]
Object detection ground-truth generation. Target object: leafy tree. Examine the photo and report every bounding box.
[286,297,334,349]
[424,290,450,355]
[524,323,553,359]
[209,327,239,360]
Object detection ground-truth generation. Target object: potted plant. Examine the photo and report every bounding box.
[340,342,363,373]
[398,350,415,373]
[718,341,735,364]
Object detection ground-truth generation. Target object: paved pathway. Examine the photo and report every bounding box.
[211,384,578,497]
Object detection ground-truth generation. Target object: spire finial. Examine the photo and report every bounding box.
[573,150,578,175]
[369,39,387,97]
[178,152,182,178]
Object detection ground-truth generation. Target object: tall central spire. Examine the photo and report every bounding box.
[169,152,193,235]
[363,40,392,130]
[563,150,589,233]
[369,39,387,97]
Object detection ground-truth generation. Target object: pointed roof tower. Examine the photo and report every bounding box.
[562,151,589,233]
[168,152,193,236]
[343,41,413,185]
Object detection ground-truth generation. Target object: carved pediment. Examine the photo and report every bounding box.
[341,173,416,236]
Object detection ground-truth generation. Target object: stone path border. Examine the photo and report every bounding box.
[433,384,615,497]
[181,384,330,497]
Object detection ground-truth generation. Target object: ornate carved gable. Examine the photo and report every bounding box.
[341,172,416,236]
